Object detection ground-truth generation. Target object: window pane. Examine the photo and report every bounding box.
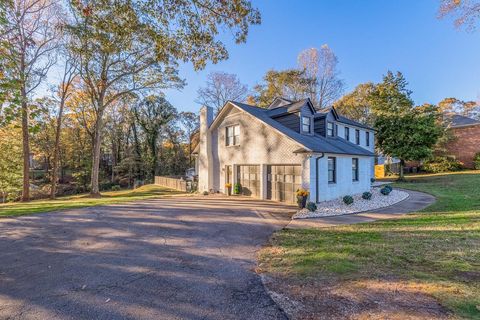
[302,117,309,125]
[352,158,358,181]
[328,157,336,183]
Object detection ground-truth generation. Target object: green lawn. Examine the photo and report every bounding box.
[259,171,480,319]
[0,184,185,217]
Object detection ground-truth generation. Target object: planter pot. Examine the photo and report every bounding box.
[297,196,307,209]
[226,188,231,196]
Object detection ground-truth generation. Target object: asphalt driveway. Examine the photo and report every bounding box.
[0,196,294,320]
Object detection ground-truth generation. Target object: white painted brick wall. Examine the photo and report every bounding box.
[210,105,308,194]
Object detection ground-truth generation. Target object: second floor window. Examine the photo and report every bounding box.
[226,125,240,146]
[366,131,370,146]
[355,129,360,145]
[345,127,350,141]
[302,116,311,133]
[328,157,336,183]
[327,122,334,137]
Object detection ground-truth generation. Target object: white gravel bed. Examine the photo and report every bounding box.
[293,188,409,219]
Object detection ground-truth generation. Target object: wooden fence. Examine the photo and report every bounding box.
[154,176,188,192]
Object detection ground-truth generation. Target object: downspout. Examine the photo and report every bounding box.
[315,153,325,203]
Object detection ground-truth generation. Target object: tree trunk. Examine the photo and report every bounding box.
[50,98,66,199]
[90,107,104,197]
[21,84,30,202]
[151,143,157,181]
[398,159,405,181]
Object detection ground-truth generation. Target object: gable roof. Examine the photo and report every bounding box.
[448,114,480,128]
[268,97,292,109]
[266,98,316,117]
[229,101,374,156]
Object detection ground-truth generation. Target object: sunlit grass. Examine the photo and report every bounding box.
[0,184,185,217]
[259,171,480,319]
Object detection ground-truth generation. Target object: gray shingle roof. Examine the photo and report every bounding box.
[230,101,374,157]
[337,115,373,130]
[449,114,480,127]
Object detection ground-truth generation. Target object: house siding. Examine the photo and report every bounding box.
[446,125,480,168]
[314,118,326,136]
[272,113,300,132]
[313,154,372,202]
[211,106,309,195]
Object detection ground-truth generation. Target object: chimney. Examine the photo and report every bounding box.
[198,106,214,192]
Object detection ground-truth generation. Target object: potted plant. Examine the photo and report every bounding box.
[296,188,309,209]
[225,183,232,196]
[233,182,242,195]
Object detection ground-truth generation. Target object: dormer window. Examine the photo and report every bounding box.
[302,116,311,133]
[226,125,240,146]
[327,122,334,137]
[355,129,360,145]
[345,127,350,141]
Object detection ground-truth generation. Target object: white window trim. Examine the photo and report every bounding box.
[327,122,335,137]
[226,124,240,147]
[301,116,312,134]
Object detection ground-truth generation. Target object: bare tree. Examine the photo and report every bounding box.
[2,0,62,201]
[297,45,345,109]
[196,71,248,114]
[50,50,77,199]
[439,0,480,31]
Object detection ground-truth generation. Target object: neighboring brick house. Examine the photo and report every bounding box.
[445,115,480,168]
[195,98,375,203]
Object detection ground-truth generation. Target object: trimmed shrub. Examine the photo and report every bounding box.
[384,185,393,192]
[362,191,372,200]
[380,186,391,195]
[474,152,480,170]
[202,191,209,196]
[422,156,463,173]
[370,177,376,183]
[306,202,317,212]
[234,183,242,195]
[111,185,121,191]
[343,195,354,205]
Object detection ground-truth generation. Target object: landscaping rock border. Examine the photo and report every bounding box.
[293,188,409,219]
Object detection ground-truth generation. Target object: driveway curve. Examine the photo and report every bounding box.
[0,196,294,320]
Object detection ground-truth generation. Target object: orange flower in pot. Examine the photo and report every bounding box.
[296,188,309,209]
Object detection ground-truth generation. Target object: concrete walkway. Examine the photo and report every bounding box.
[287,189,436,229]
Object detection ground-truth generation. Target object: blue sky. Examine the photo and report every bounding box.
[165,0,480,113]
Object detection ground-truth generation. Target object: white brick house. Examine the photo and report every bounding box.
[196,98,375,203]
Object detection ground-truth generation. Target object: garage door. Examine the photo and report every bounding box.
[237,165,260,197]
[267,165,302,203]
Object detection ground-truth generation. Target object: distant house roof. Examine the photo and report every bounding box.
[266,98,316,117]
[448,114,480,128]
[268,97,293,109]
[337,115,373,130]
[229,101,374,157]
